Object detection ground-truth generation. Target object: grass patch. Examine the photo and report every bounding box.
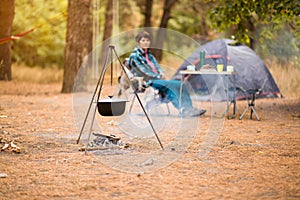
[10,57,300,99]
[12,64,63,84]
[266,58,300,99]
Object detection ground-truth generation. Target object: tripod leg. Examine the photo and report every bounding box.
[228,101,236,119]
[251,107,260,121]
[133,91,164,149]
[225,102,231,119]
[76,80,101,144]
[129,95,136,114]
[76,100,94,144]
[112,46,163,150]
[84,104,98,154]
[233,100,236,116]
[250,93,255,120]
[77,46,112,144]
[236,104,240,115]
[166,103,170,115]
[239,106,249,120]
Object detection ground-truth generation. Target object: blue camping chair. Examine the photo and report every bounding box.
[118,59,170,115]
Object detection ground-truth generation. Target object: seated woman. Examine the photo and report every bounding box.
[129,31,206,117]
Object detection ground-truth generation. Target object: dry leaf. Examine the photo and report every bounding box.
[1,143,9,151]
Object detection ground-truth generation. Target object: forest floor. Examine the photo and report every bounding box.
[0,81,299,200]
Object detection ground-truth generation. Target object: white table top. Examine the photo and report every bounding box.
[179,70,236,75]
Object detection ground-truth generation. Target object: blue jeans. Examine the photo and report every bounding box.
[148,79,193,109]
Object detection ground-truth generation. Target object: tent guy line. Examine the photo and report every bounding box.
[0,28,35,45]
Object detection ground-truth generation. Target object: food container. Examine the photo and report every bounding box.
[97,97,128,116]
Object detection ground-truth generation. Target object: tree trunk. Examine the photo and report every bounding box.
[144,0,153,27]
[0,0,15,81]
[135,0,153,27]
[144,0,153,35]
[61,0,92,93]
[153,0,177,61]
[100,0,113,67]
[242,18,256,49]
[191,1,209,43]
[248,20,256,49]
[200,7,209,42]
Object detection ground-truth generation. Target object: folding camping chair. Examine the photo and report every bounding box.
[129,85,171,115]
[118,59,171,115]
[239,88,262,120]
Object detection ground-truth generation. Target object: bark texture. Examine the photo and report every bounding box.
[61,0,92,93]
[0,0,15,81]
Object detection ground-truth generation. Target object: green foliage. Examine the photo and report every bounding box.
[168,0,215,43]
[208,0,300,64]
[12,0,67,68]
[209,0,300,48]
[256,25,300,64]
[118,0,143,30]
[10,0,299,68]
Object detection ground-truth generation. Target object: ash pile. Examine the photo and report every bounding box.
[79,133,130,154]
[90,133,128,149]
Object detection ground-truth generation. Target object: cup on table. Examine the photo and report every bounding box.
[186,65,196,71]
[227,65,234,72]
[217,64,224,72]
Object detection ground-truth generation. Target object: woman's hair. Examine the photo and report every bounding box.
[135,31,152,42]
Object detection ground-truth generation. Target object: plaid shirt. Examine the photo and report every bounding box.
[129,46,164,81]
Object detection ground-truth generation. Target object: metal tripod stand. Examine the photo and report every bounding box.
[76,45,164,152]
[239,89,262,121]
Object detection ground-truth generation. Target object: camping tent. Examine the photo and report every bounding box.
[172,38,281,99]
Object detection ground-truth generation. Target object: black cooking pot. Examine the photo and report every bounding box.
[97,97,128,116]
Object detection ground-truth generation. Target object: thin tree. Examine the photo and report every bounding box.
[135,0,153,35]
[99,0,113,67]
[0,0,15,81]
[61,0,92,93]
[144,0,153,36]
[191,0,210,42]
[144,0,153,27]
[153,0,178,61]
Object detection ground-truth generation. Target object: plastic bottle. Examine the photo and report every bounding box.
[199,51,205,69]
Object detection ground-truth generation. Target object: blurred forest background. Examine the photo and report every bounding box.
[0,0,299,97]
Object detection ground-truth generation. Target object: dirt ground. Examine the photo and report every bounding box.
[0,81,299,200]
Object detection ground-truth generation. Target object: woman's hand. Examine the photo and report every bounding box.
[160,73,168,80]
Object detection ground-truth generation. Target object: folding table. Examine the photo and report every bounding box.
[179,70,238,118]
